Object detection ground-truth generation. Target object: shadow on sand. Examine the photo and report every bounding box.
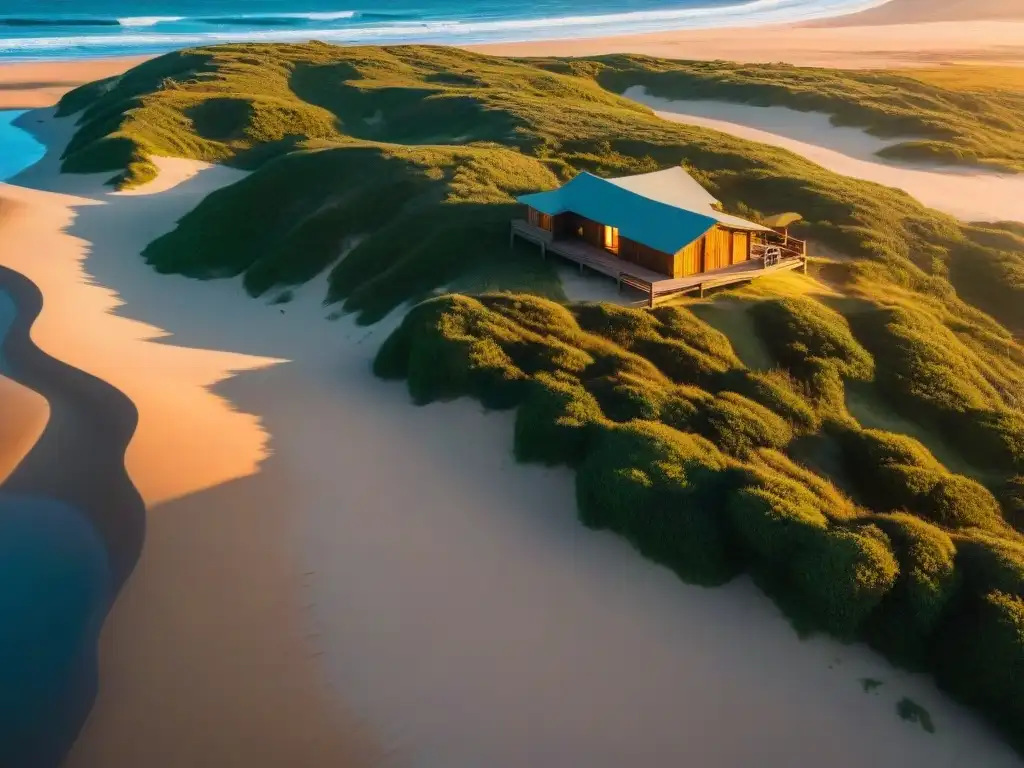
[0,265,145,768]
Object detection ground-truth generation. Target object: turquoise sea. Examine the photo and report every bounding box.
[0,0,887,62]
[0,111,45,180]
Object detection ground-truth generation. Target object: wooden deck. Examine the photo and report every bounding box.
[510,219,806,307]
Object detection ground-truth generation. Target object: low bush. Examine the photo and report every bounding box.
[514,373,607,467]
[751,297,874,381]
[790,524,899,639]
[575,421,738,585]
[867,513,960,666]
[718,369,818,433]
[936,590,1024,750]
[693,391,793,457]
[839,427,1004,531]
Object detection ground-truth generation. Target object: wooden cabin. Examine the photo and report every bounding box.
[515,167,776,280]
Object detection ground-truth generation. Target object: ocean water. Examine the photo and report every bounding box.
[0,111,45,180]
[0,0,889,61]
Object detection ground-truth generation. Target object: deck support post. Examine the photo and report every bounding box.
[699,283,706,299]
[802,257,808,275]
[540,242,546,260]
[649,284,654,309]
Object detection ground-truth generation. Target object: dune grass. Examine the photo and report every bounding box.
[901,66,1024,94]
[58,43,1024,752]
[58,43,1024,331]
[549,55,1024,173]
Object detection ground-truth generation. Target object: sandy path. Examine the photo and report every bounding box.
[625,87,1024,224]
[0,108,1019,766]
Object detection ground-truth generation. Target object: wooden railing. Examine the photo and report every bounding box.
[754,233,806,260]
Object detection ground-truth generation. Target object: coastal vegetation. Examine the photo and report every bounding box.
[58,43,1024,330]
[376,290,1024,750]
[563,55,1024,173]
[56,43,1024,750]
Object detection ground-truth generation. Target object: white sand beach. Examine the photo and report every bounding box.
[474,20,1024,68]
[625,86,1024,224]
[0,106,1021,766]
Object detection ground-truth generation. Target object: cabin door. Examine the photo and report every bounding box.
[731,232,749,265]
[602,225,620,255]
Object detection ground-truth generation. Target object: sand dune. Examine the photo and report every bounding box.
[0,107,1019,766]
[623,87,1024,225]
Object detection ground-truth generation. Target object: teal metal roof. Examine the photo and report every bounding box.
[517,170,766,255]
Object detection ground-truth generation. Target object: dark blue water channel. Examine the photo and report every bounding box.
[0,113,133,768]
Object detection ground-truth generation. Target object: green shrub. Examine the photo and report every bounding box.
[718,369,818,433]
[658,385,712,432]
[955,408,1024,475]
[372,317,413,380]
[838,427,1004,530]
[751,297,874,381]
[789,524,899,638]
[753,449,857,521]
[867,513,960,666]
[936,591,1024,748]
[694,391,794,457]
[1000,476,1024,531]
[514,373,606,466]
[955,533,1024,597]
[573,303,739,387]
[727,482,828,568]
[575,422,738,585]
[385,295,531,408]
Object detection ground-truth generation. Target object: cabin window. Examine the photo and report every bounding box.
[603,225,620,254]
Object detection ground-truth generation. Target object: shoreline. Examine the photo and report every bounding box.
[1,2,1024,109]
[0,262,144,588]
[0,262,143,767]
[0,111,382,768]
